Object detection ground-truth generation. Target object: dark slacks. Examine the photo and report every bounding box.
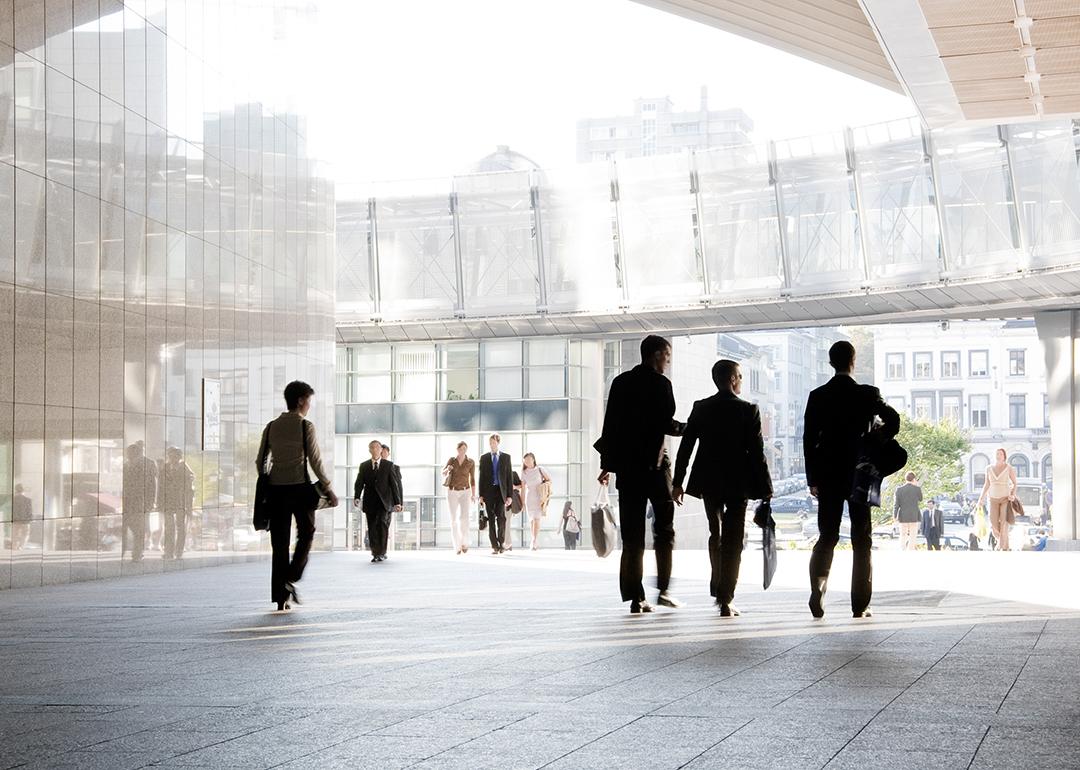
[926,530,941,551]
[482,491,507,550]
[616,467,675,603]
[563,532,578,550]
[810,491,872,614]
[162,509,188,558]
[365,509,391,558]
[269,485,317,604]
[122,510,147,561]
[703,495,747,607]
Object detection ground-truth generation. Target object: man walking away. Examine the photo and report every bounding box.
[478,434,514,554]
[354,440,402,562]
[922,499,943,551]
[161,447,195,560]
[673,359,772,617]
[894,473,923,551]
[596,334,686,615]
[803,341,900,619]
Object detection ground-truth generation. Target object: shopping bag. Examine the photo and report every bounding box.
[975,504,989,540]
[590,484,618,558]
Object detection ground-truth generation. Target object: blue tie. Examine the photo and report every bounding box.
[492,453,499,485]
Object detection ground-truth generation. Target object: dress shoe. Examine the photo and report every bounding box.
[630,600,654,614]
[809,593,825,618]
[492,548,501,555]
[462,545,468,553]
[380,554,389,561]
[275,600,291,611]
[286,582,301,605]
[371,556,378,563]
[719,604,740,617]
[853,609,873,618]
[657,592,684,608]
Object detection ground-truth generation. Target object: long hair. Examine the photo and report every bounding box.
[523,452,537,468]
[562,500,574,517]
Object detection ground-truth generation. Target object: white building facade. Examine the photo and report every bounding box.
[873,321,1051,497]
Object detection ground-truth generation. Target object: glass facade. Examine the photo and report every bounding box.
[334,338,599,550]
[0,1,335,588]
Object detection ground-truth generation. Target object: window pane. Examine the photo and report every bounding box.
[442,368,478,401]
[527,339,566,366]
[437,402,481,433]
[349,404,392,434]
[482,340,522,368]
[394,345,437,402]
[390,434,435,465]
[523,432,568,465]
[484,368,521,399]
[442,343,479,368]
[524,399,569,430]
[352,373,391,402]
[400,466,435,497]
[528,367,565,398]
[481,401,524,431]
[335,405,349,434]
[393,403,436,433]
[356,344,391,370]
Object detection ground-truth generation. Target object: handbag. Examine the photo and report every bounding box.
[252,420,274,531]
[1008,497,1023,524]
[479,501,488,531]
[590,484,618,558]
[300,420,332,510]
[850,421,907,508]
[538,474,553,516]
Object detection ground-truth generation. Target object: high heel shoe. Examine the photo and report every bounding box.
[286,582,301,605]
[275,600,291,611]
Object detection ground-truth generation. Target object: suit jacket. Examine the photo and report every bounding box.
[921,507,943,538]
[673,390,773,501]
[894,483,923,524]
[353,459,402,514]
[803,375,900,494]
[595,364,685,476]
[478,452,513,499]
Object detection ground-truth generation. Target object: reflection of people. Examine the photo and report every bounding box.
[161,447,195,560]
[559,500,580,550]
[354,440,402,563]
[256,380,339,611]
[478,434,514,554]
[122,441,158,563]
[12,484,32,550]
[443,441,476,555]
[673,359,773,617]
[803,341,900,619]
[893,473,922,551]
[520,453,551,551]
[921,499,943,551]
[976,448,1017,551]
[596,335,685,614]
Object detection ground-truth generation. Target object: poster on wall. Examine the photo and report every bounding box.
[202,378,221,451]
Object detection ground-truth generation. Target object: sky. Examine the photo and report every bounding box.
[303,0,916,185]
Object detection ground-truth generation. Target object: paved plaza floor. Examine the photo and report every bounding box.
[1,548,1079,769]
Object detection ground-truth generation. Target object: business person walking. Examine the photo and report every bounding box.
[894,472,923,551]
[256,381,339,611]
[596,335,685,614]
[354,440,403,563]
[921,499,944,551]
[803,341,899,619]
[478,434,514,553]
[673,359,772,617]
[442,441,476,554]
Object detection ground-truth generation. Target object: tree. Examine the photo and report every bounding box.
[876,416,971,524]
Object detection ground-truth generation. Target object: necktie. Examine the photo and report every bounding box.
[374,461,379,473]
[492,453,499,483]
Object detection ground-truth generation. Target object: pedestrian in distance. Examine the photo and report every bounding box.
[478,434,514,554]
[256,381,339,612]
[380,443,404,552]
[161,446,195,560]
[921,498,944,551]
[354,440,403,563]
[559,500,581,550]
[673,359,773,617]
[803,341,900,619]
[595,334,686,615]
[894,472,923,551]
[520,452,552,551]
[442,441,477,554]
[976,448,1017,551]
[122,441,158,564]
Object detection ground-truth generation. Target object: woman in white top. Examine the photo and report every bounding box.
[519,453,551,551]
[976,447,1017,551]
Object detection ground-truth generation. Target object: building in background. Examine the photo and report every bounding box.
[873,321,1050,497]
[576,87,753,162]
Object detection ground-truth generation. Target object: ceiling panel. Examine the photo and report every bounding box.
[1033,44,1080,74]
[919,0,1017,27]
[931,23,1019,56]
[1041,72,1080,95]
[961,98,1037,119]
[1030,16,1080,48]
[941,50,1028,80]
[953,77,1032,102]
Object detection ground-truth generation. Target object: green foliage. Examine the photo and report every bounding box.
[876,415,971,524]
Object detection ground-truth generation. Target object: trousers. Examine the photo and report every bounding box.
[447,488,471,551]
[704,495,747,607]
[269,485,317,604]
[616,466,675,603]
[809,491,872,614]
[162,509,189,558]
[989,497,1010,550]
[366,509,391,557]
[899,521,919,551]
[482,490,507,550]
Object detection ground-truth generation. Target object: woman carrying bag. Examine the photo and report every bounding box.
[520,452,552,551]
[255,381,338,612]
[559,500,581,550]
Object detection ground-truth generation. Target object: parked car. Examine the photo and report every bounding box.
[915,535,969,551]
[938,501,973,526]
[873,521,898,539]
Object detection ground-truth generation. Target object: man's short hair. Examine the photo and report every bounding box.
[828,341,856,371]
[905,471,916,482]
[928,499,936,506]
[381,443,390,452]
[368,439,382,449]
[284,380,314,410]
[712,359,740,389]
[640,334,671,362]
[489,433,501,443]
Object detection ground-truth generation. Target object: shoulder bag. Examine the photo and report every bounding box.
[252,420,274,531]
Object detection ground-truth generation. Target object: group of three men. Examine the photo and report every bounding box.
[597,334,900,618]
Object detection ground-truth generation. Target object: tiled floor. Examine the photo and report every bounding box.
[0,549,1078,769]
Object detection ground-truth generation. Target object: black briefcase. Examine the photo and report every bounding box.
[252,474,272,531]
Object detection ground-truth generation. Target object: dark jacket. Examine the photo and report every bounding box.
[478,451,514,499]
[921,506,943,537]
[894,483,923,523]
[353,459,402,514]
[161,460,195,512]
[123,456,158,513]
[595,364,684,477]
[803,375,900,493]
[673,390,773,501]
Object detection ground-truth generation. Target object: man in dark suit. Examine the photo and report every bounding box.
[478,434,514,554]
[921,499,944,551]
[596,335,686,614]
[354,439,403,562]
[673,359,772,617]
[381,443,404,509]
[803,341,900,618]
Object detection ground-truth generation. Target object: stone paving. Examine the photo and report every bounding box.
[1,549,1079,769]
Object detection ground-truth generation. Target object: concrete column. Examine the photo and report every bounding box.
[1035,310,1080,545]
